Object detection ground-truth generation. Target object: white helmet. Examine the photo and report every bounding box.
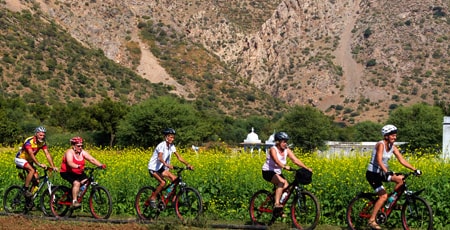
[381,125,397,136]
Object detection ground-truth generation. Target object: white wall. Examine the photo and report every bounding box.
[443,116,450,159]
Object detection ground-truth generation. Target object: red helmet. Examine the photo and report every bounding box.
[70,136,83,145]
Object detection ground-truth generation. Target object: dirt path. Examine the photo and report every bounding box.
[334,0,364,98]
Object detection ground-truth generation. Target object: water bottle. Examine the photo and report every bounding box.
[385,192,397,208]
[32,186,39,194]
[280,192,288,204]
[164,184,174,198]
[78,184,86,197]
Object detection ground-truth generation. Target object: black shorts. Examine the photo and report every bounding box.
[262,170,285,182]
[60,172,88,184]
[366,170,387,191]
[149,167,166,177]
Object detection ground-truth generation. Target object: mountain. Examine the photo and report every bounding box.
[2,0,449,123]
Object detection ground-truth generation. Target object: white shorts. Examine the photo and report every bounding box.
[15,158,30,168]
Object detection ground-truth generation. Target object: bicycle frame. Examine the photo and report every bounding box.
[29,168,54,200]
[156,167,187,209]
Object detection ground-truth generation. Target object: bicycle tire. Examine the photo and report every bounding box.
[135,186,160,220]
[291,191,320,230]
[347,193,377,230]
[89,185,113,219]
[50,185,71,218]
[3,185,26,214]
[39,185,56,216]
[249,190,275,226]
[175,187,203,222]
[401,196,433,230]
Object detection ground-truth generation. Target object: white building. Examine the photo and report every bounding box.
[442,116,450,159]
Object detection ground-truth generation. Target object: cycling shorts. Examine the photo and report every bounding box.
[262,170,285,182]
[366,170,387,193]
[149,167,166,176]
[15,158,31,169]
[60,172,88,184]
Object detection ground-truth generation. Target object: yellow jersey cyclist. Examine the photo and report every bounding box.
[14,126,58,197]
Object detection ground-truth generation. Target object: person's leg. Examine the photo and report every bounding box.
[270,174,288,207]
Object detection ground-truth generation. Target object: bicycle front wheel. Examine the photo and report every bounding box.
[89,185,113,219]
[3,185,26,214]
[291,191,320,230]
[249,190,274,226]
[401,196,433,230]
[50,185,71,218]
[175,187,203,222]
[135,186,160,220]
[40,185,56,216]
[347,194,376,230]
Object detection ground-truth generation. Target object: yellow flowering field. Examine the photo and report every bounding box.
[1,146,449,228]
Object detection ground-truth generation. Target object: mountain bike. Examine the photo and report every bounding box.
[3,167,56,216]
[249,168,320,230]
[49,167,112,219]
[346,171,433,230]
[135,166,203,223]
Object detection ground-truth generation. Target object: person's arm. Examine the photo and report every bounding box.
[158,152,172,169]
[83,151,103,168]
[375,143,389,173]
[269,147,285,169]
[65,149,80,169]
[174,152,193,169]
[43,148,58,170]
[25,147,45,168]
[287,150,312,171]
[393,146,416,171]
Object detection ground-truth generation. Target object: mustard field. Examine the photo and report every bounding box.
[1,146,449,228]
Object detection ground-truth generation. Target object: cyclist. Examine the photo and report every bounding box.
[14,126,58,198]
[365,125,421,230]
[147,128,193,208]
[59,136,106,208]
[261,131,312,210]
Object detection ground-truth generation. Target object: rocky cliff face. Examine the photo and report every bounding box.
[5,0,449,123]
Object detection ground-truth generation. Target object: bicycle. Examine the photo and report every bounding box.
[49,166,112,219]
[346,171,433,230]
[135,166,203,223]
[249,168,320,230]
[3,167,56,216]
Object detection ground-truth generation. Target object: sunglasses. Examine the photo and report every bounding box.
[75,145,83,148]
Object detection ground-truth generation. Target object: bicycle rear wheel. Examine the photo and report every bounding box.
[401,196,433,230]
[249,190,274,226]
[89,185,113,219]
[175,187,203,222]
[3,185,26,214]
[291,191,320,230]
[135,186,160,220]
[50,185,71,217]
[347,194,377,230]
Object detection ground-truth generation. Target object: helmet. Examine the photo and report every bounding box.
[34,126,46,134]
[162,128,176,136]
[381,125,398,136]
[70,136,83,145]
[274,132,290,141]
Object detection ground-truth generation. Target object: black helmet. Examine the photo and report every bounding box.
[274,132,289,141]
[162,128,176,136]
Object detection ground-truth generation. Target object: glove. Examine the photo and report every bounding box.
[99,164,106,169]
[414,169,422,176]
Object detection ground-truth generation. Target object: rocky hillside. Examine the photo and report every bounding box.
[2,0,449,123]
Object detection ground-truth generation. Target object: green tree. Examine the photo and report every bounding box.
[88,98,129,147]
[117,96,206,147]
[353,121,382,141]
[387,103,444,152]
[277,106,336,152]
